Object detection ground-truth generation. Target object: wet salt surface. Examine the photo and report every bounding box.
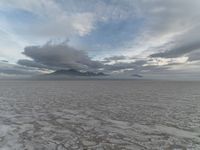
[0,80,200,150]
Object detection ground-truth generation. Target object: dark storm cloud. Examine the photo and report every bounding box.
[187,50,200,61]
[18,42,103,71]
[104,56,128,62]
[151,41,200,58]
[18,59,47,69]
[0,61,41,75]
[1,60,8,63]
[0,69,31,75]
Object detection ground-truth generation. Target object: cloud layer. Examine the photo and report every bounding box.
[18,42,102,71]
[1,0,200,79]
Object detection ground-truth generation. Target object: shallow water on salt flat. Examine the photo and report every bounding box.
[0,80,200,150]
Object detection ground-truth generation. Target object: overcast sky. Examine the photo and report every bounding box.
[0,0,200,79]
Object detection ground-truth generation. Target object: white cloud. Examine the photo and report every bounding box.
[146,57,188,66]
[0,0,97,39]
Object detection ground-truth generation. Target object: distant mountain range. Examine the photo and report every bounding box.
[47,69,107,77]
[32,69,144,80]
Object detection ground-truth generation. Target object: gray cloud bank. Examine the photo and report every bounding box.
[14,40,200,79]
[151,40,200,58]
[0,61,41,78]
[16,42,164,76]
[18,42,102,72]
[145,0,200,60]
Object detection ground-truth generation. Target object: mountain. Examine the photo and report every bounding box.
[48,69,107,77]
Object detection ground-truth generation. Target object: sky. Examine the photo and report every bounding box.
[0,0,200,79]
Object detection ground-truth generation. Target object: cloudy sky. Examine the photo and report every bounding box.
[0,0,200,79]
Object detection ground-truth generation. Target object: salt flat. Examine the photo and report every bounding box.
[0,80,199,150]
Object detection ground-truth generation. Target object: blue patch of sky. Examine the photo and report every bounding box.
[74,17,145,58]
[0,8,39,25]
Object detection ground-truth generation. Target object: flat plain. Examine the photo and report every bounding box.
[0,80,199,150]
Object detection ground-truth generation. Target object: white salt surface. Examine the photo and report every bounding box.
[0,80,199,149]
